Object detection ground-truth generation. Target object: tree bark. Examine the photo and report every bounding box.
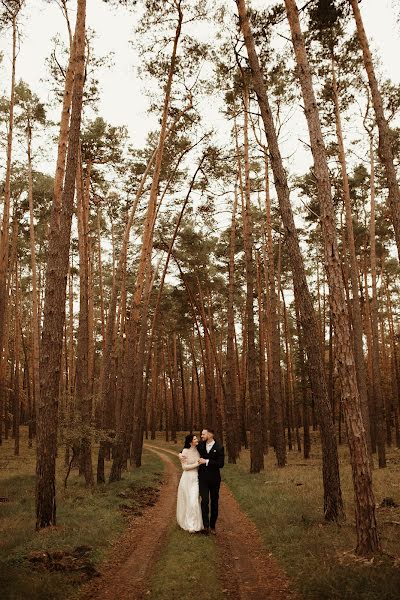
[368,135,386,467]
[109,5,183,481]
[284,0,379,554]
[350,0,400,262]
[27,122,41,441]
[242,82,264,472]
[75,153,94,485]
[0,14,17,436]
[225,189,240,463]
[36,0,86,529]
[331,57,371,454]
[13,261,20,456]
[236,0,344,522]
[263,158,284,463]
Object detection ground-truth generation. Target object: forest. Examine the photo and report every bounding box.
[1,0,400,599]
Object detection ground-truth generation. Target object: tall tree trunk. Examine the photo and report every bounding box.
[361,259,376,452]
[282,289,296,453]
[75,153,94,485]
[109,5,183,482]
[384,277,400,449]
[368,135,386,468]
[263,157,284,463]
[197,283,219,437]
[13,261,20,456]
[295,301,310,459]
[36,0,86,529]
[331,58,371,454]
[27,122,40,446]
[236,0,343,522]
[256,251,268,454]
[131,267,153,467]
[190,332,203,429]
[0,15,17,438]
[241,83,264,472]
[350,0,400,262]
[150,344,158,440]
[96,151,155,483]
[225,190,240,462]
[96,207,106,351]
[284,0,379,554]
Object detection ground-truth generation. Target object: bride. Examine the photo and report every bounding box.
[176,433,203,533]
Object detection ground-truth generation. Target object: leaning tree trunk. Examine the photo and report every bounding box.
[236,0,344,522]
[36,0,86,529]
[331,57,371,454]
[350,0,400,262]
[284,0,379,554]
[109,5,183,482]
[96,148,155,483]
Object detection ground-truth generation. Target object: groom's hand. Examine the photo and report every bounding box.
[198,458,207,464]
[178,453,187,464]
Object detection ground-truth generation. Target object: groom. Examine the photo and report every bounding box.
[188,428,224,535]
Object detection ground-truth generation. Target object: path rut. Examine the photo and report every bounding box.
[146,444,298,600]
[80,448,178,600]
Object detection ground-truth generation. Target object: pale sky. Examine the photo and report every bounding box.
[0,0,399,175]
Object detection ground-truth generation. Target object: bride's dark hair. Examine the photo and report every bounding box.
[183,433,195,449]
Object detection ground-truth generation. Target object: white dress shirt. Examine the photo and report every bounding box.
[205,440,215,466]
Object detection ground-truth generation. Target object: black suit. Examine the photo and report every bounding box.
[198,440,224,530]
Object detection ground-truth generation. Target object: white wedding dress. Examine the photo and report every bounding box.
[176,447,203,532]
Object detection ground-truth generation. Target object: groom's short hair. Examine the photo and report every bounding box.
[204,427,215,435]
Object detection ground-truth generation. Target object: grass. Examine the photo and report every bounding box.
[146,432,400,600]
[0,428,164,600]
[222,438,400,600]
[150,526,223,600]
[4,431,399,600]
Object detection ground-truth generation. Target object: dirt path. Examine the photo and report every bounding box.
[81,444,297,599]
[145,444,298,600]
[80,447,179,600]
[216,484,298,599]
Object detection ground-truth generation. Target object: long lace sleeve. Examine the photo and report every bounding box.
[181,449,199,471]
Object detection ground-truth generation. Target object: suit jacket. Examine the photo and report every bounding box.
[198,440,224,482]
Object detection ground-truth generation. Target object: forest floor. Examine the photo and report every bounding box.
[2,430,400,599]
[145,443,298,600]
[0,430,164,600]
[80,443,296,600]
[79,447,179,600]
[150,434,400,600]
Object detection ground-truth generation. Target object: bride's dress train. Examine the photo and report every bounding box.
[176,447,203,532]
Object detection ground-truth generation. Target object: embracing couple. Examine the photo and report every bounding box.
[176,428,224,535]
